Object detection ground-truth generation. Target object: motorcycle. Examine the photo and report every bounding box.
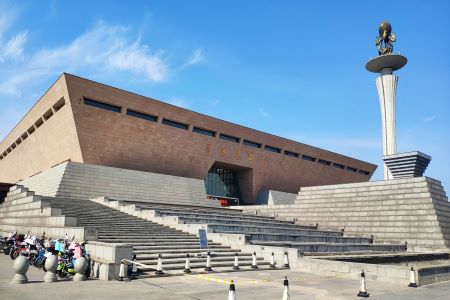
[56,248,91,279]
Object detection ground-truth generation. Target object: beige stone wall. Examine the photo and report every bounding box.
[0,75,83,183]
[66,74,376,203]
[0,73,377,203]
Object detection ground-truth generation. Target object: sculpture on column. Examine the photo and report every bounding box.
[366,22,431,179]
[376,22,396,55]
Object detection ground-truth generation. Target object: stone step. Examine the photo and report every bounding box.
[135,248,242,257]
[244,232,369,244]
[97,233,197,238]
[154,210,287,223]
[102,240,224,246]
[292,197,446,208]
[0,215,76,227]
[123,201,245,215]
[258,210,444,219]
[207,224,342,237]
[132,245,231,251]
[4,191,35,202]
[0,200,51,212]
[77,221,161,226]
[94,229,184,233]
[295,192,444,204]
[251,241,407,253]
[135,252,248,260]
[98,234,192,241]
[298,186,431,198]
[100,232,189,240]
[254,204,443,215]
[6,185,28,196]
[297,179,430,193]
[1,195,40,207]
[0,207,62,218]
[109,240,213,246]
[177,216,316,230]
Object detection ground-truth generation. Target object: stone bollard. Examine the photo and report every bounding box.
[270,252,276,268]
[44,254,58,282]
[12,255,29,284]
[228,280,236,300]
[251,252,258,269]
[408,266,418,287]
[233,253,240,271]
[74,257,88,281]
[357,270,369,297]
[282,276,290,300]
[283,252,290,268]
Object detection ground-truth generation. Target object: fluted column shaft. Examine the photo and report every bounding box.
[376,68,398,179]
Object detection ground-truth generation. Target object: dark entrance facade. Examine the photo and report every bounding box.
[205,165,242,206]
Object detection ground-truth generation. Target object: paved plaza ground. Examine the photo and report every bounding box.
[0,255,449,299]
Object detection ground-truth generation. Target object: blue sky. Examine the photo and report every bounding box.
[0,0,449,191]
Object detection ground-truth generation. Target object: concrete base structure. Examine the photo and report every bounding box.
[383,151,431,179]
[19,161,217,207]
[236,177,450,251]
[255,190,297,205]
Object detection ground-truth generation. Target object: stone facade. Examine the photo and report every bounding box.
[19,161,216,207]
[255,190,297,205]
[0,73,376,204]
[237,177,450,250]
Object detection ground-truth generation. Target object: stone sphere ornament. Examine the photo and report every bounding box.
[74,257,88,281]
[44,254,58,282]
[12,255,29,284]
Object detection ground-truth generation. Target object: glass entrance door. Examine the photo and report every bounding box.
[204,167,241,201]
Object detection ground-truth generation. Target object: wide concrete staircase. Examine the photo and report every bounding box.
[0,186,270,274]
[94,198,407,256]
[237,177,450,251]
[0,186,79,237]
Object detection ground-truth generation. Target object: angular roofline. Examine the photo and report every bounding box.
[1,72,377,169]
[0,73,67,146]
[64,72,377,168]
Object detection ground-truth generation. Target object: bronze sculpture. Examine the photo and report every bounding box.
[376,21,396,56]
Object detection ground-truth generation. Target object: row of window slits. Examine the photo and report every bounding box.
[0,98,65,160]
[82,97,371,176]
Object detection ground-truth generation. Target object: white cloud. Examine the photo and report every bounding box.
[181,48,204,69]
[166,97,190,108]
[0,22,169,96]
[0,31,27,62]
[422,116,436,123]
[188,48,204,65]
[108,43,167,82]
[258,107,269,117]
[0,5,15,38]
[208,99,220,106]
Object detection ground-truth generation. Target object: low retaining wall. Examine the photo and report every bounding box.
[85,241,133,280]
[419,265,450,285]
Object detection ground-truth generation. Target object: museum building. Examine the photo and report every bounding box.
[0,73,376,205]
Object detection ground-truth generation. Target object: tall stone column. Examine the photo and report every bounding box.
[376,68,398,179]
[366,22,407,180]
